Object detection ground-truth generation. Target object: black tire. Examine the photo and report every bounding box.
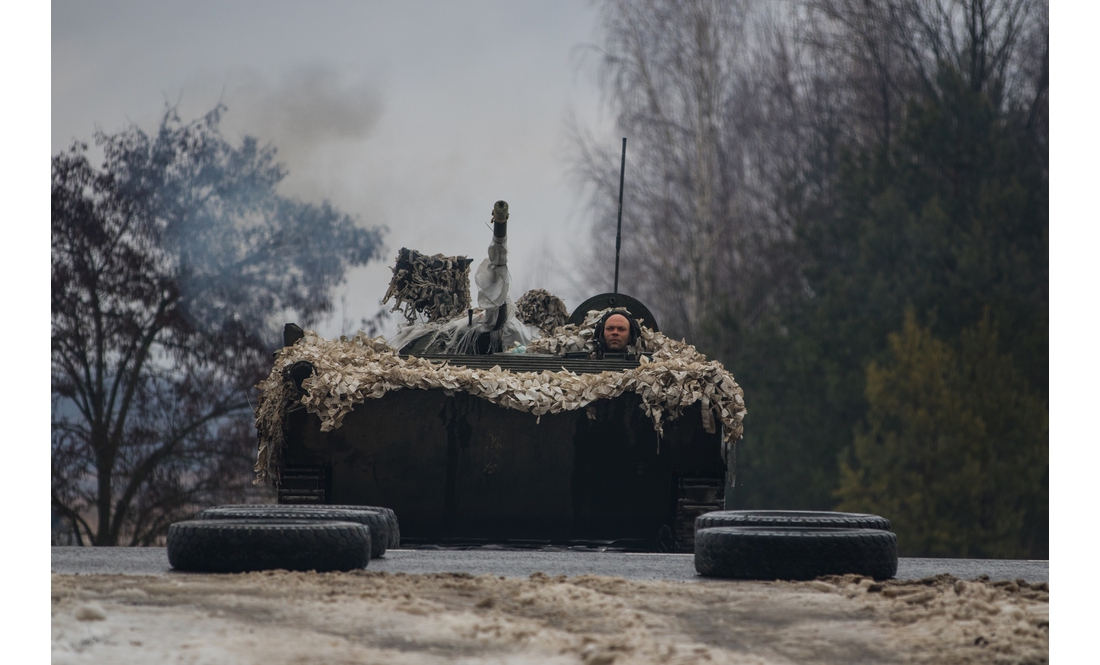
[321,505,400,549]
[696,510,890,532]
[198,506,392,558]
[214,504,400,549]
[694,527,898,580]
[167,520,370,573]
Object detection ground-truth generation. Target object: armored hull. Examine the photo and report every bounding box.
[276,354,733,551]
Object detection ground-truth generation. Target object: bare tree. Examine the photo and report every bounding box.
[803,0,1048,151]
[572,1,814,353]
[51,105,385,545]
[573,0,1047,518]
[573,0,1046,356]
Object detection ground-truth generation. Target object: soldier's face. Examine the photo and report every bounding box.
[603,314,631,351]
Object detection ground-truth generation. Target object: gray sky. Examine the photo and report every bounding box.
[52,0,619,338]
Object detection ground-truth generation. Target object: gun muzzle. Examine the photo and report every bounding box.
[492,200,509,239]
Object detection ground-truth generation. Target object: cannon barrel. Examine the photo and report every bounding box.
[492,200,509,239]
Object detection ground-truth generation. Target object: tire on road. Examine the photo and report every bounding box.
[321,505,400,549]
[208,504,400,549]
[167,520,371,573]
[198,506,394,558]
[696,510,890,532]
[694,526,898,580]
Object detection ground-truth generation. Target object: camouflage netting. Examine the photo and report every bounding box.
[515,288,570,334]
[253,311,747,485]
[253,366,301,486]
[382,248,472,323]
[524,308,652,356]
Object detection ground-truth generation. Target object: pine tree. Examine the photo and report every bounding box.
[835,311,1047,558]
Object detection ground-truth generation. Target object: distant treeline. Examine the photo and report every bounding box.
[575,0,1047,558]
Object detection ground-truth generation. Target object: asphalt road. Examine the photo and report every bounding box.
[51,547,1048,583]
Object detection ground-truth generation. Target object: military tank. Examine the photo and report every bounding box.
[252,201,746,552]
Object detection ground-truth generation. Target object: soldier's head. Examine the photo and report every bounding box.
[594,309,640,354]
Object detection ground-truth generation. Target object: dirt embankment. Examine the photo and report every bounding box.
[52,571,1047,665]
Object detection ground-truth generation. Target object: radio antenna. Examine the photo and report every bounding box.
[613,137,626,295]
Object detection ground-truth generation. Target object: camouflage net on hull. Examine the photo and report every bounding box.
[253,312,747,485]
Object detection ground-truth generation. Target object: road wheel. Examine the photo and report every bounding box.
[696,510,890,532]
[694,526,897,580]
[167,520,370,573]
[199,506,394,558]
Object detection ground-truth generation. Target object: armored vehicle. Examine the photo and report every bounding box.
[253,203,746,552]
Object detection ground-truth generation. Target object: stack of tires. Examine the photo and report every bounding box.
[166,505,400,573]
[694,510,898,580]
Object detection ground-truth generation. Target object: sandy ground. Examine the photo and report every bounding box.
[52,571,1047,664]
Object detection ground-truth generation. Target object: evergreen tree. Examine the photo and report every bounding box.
[732,63,1047,515]
[835,311,1047,558]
